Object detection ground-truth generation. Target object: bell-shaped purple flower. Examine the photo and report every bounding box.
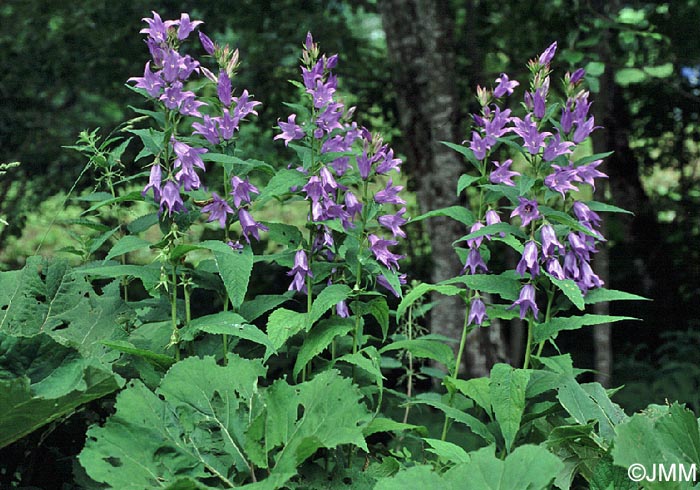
[490,159,520,187]
[378,207,408,238]
[201,192,234,228]
[538,41,557,66]
[368,234,404,271]
[374,178,406,205]
[142,164,162,201]
[230,176,260,208]
[467,297,487,326]
[494,73,519,98]
[160,180,185,216]
[238,208,268,243]
[540,224,564,257]
[509,283,539,320]
[199,32,216,55]
[462,248,488,275]
[274,114,305,146]
[511,197,540,228]
[217,70,232,106]
[288,249,312,293]
[176,13,203,41]
[516,241,540,277]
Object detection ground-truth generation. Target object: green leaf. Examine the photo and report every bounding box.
[644,63,674,79]
[182,311,277,362]
[265,370,370,478]
[353,297,390,340]
[266,308,306,350]
[72,263,161,291]
[547,274,585,310]
[410,206,475,226]
[362,417,422,437]
[309,283,352,326]
[441,141,482,172]
[0,332,123,449]
[444,444,564,490]
[455,223,525,245]
[423,438,470,464]
[615,68,647,86]
[127,213,159,234]
[413,398,495,444]
[256,168,307,205]
[490,363,530,452]
[584,200,634,215]
[101,340,175,371]
[293,318,354,377]
[80,355,266,489]
[457,174,481,195]
[239,293,292,322]
[380,338,455,368]
[584,287,649,304]
[586,61,606,77]
[533,314,638,343]
[374,465,449,490]
[396,283,463,320]
[337,347,384,389]
[105,235,152,261]
[200,240,254,309]
[448,376,492,418]
[261,222,303,249]
[443,272,522,302]
[557,379,627,443]
[612,403,700,490]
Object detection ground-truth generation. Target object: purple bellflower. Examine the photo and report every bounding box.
[511,197,540,228]
[510,283,539,320]
[201,192,233,228]
[468,296,487,326]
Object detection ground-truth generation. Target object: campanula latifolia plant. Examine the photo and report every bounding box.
[3,11,691,490]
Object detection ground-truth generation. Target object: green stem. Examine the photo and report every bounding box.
[170,263,180,362]
[402,304,414,425]
[535,288,555,359]
[441,299,472,441]
[523,318,534,369]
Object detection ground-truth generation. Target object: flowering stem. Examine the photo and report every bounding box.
[441,298,472,441]
[523,318,534,369]
[170,263,180,362]
[535,288,555,358]
[402,304,415,425]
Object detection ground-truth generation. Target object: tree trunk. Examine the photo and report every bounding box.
[379,0,508,377]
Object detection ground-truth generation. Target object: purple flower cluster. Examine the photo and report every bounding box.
[461,42,610,321]
[133,12,266,245]
[275,34,406,295]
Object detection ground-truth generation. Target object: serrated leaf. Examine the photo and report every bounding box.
[448,376,492,417]
[547,274,585,310]
[0,332,123,449]
[533,314,638,343]
[265,370,370,478]
[337,347,384,390]
[105,235,152,261]
[455,222,524,244]
[127,213,159,234]
[584,200,634,215]
[557,379,627,443]
[293,318,354,377]
[584,287,649,304]
[457,174,481,195]
[182,311,276,362]
[362,417,422,437]
[396,283,463,320]
[423,438,470,464]
[80,355,266,489]
[239,294,293,322]
[101,340,175,371]
[200,241,253,309]
[413,398,495,444]
[444,444,564,490]
[442,272,522,302]
[256,168,308,205]
[380,338,455,368]
[266,308,306,350]
[261,222,303,249]
[490,363,530,452]
[410,206,475,226]
[309,284,352,326]
[441,141,482,172]
[612,403,700,490]
[353,297,390,341]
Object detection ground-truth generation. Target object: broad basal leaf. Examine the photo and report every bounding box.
[490,363,530,452]
[0,332,123,448]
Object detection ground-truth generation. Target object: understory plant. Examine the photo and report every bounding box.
[1,11,698,490]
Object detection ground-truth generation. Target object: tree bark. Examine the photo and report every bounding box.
[379,0,508,377]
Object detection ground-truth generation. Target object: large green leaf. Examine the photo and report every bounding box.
[80,355,266,489]
[611,404,700,490]
[490,363,530,452]
[293,318,354,377]
[533,314,638,343]
[263,370,371,478]
[444,444,564,490]
[0,332,123,448]
[557,380,628,443]
[309,284,352,326]
[201,240,254,310]
[266,308,307,350]
[380,338,455,368]
[396,283,463,319]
